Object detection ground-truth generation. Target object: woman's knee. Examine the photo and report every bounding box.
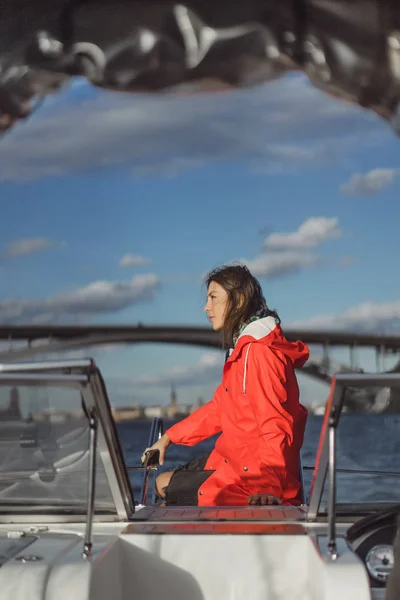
[155,471,174,498]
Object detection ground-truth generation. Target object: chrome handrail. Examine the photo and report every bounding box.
[147,417,164,448]
[141,418,163,505]
[327,408,338,560]
[126,417,164,506]
[303,466,400,477]
[83,406,97,559]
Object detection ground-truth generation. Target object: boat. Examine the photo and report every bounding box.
[0,356,399,599]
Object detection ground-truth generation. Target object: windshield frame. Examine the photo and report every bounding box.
[0,359,135,522]
[307,372,400,521]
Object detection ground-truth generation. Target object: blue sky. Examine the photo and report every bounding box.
[0,74,399,409]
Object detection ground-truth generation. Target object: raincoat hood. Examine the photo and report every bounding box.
[235,315,309,369]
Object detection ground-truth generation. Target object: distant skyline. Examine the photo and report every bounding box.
[0,73,399,409]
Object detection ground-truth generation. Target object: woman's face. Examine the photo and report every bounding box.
[204,281,229,331]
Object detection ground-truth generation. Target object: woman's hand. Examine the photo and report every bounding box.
[247,494,282,506]
[141,433,171,466]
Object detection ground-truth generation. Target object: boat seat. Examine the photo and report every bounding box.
[0,559,91,600]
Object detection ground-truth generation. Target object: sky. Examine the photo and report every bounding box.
[0,73,399,410]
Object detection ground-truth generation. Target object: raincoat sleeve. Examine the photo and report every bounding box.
[165,384,223,446]
[246,344,296,498]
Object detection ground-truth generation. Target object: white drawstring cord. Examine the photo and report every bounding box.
[243,343,252,394]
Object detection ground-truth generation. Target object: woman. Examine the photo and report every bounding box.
[142,264,309,507]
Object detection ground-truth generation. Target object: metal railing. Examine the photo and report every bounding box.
[83,406,98,559]
[126,417,164,506]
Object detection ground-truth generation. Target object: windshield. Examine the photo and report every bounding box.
[314,411,400,511]
[0,380,118,515]
[308,374,400,517]
[334,412,400,505]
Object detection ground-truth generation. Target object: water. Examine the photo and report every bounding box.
[117,414,400,506]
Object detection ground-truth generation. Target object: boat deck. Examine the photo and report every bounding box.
[123,505,307,534]
[132,505,306,521]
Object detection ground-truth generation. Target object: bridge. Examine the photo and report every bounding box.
[0,324,399,384]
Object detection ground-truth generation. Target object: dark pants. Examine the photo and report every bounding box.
[164,453,214,506]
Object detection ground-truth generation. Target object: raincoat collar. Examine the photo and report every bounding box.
[225,316,277,363]
[226,315,309,369]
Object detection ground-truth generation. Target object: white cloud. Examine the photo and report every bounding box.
[238,216,342,279]
[265,144,322,162]
[132,352,223,387]
[120,253,151,268]
[0,274,161,323]
[132,157,205,178]
[241,251,320,279]
[264,217,342,250]
[340,168,397,196]
[0,237,52,260]
[0,74,385,182]
[290,300,400,332]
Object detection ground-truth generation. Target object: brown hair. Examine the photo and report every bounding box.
[205,264,280,348]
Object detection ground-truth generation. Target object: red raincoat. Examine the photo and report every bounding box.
[166,316,309,506]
